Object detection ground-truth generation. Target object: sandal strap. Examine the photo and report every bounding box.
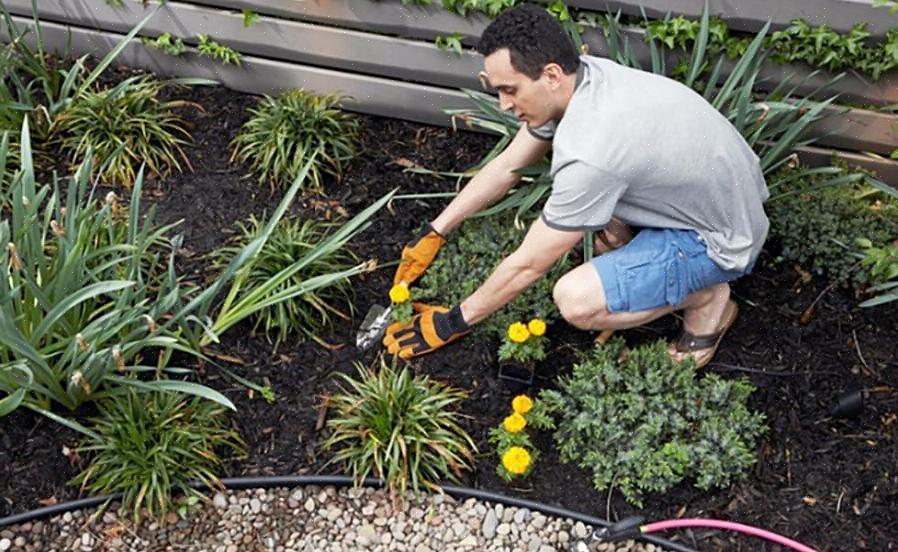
[596,230,616,251]
[675,331,721,352]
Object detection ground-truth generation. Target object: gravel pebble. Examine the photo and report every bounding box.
[0,486,659,551]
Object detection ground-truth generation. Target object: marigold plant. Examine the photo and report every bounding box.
[389,283,415,324]
[489,395,539,481]
[498,319,548,363]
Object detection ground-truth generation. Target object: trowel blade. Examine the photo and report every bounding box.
[355,303,392,350]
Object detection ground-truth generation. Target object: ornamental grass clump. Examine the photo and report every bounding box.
[209,215,358,348]
[71,389,244,523]
[51,74,196,186]
[488,394,538,480]
[322,358,477,503]
[0,120,232,430]
[230,89,360,191]
[528,337,766,507]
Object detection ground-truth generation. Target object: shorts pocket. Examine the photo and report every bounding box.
[618,247,687,312]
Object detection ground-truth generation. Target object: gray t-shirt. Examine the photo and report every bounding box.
[534,55,769,272]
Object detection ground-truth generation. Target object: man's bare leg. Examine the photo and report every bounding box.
[553,262,732,357]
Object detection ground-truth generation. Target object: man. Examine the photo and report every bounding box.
[383,4,769,368]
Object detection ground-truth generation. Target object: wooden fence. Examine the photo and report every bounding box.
[3,0,898,183]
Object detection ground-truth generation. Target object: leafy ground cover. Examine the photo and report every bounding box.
[0,69,897,551]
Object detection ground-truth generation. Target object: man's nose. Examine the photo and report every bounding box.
[498,93,513,111]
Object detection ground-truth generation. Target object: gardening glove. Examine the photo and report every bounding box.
[382,303,470,359]
[393,222,446,287]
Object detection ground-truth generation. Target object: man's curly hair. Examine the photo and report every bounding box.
[476,4,579,80]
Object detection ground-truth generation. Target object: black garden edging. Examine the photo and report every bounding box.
[0,475,696,552]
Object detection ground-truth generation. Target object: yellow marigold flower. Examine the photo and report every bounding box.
[512,395,533,415]
[527,318,546,337]
[507,322,530,343]
[501,446,531,475]
[389,283,410,304]
[503,412,527,433]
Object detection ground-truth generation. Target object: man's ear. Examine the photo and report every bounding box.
[541,62,566,89]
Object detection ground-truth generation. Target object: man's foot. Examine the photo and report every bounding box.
[668,300,738,369]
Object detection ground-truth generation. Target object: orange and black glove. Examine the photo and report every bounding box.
[383,304,470,359]
[393,222,446,286]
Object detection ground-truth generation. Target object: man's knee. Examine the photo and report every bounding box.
[553,272,611,330]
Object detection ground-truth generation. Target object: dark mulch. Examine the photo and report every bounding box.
[2,71,897,552]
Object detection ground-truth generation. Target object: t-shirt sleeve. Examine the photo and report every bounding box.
[527,120,556,141]
[541,160,628,231]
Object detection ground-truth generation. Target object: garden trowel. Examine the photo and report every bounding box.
[355,303,393,351]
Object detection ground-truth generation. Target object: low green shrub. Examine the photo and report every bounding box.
[72,389,244,523]
[767,165,898,290]
[51,75,194,186]
[321,358,476,502]
[417,212,570,345]
[209,215,358,348]
[229,89,359,191]
[529,338,766,507]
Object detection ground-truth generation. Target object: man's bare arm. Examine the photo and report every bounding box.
[460,216,581,325]
[431,126,551,234]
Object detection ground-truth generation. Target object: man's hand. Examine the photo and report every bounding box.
[393,223,446,286]
[383,304,470,359]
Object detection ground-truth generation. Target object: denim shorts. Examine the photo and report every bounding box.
[592,228,753,313]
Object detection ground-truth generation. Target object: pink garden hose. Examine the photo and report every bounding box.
[641,518,818,552]
[589,515,819,552]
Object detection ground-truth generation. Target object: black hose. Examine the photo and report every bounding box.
[0,475,697,552]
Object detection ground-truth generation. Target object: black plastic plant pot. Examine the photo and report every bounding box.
[497,360,535,392]
[830,389,866,418]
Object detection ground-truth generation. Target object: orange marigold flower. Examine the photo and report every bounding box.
[507,322,530,343]
[527,318,546,337]
[501,446,531,475]
[503,412,527,433]
[389,283,410,304]
[512,395,533,415]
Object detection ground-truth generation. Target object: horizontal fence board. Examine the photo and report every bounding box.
[796,145,898,187]
[8,0,898,154]
[181,0,491,43]
[179,0,898,106]
[3,0,483,90]
[579,26,898,106]
[4,15,898,187]
[1,16,474,128]
[564,0,893,38]
[180,0,894,41]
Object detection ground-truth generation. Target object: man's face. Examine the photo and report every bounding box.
[481,48,556,127]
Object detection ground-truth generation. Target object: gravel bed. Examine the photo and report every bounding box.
[0,486,665,551]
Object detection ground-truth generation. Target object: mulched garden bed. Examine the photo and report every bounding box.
[2,68,897,552]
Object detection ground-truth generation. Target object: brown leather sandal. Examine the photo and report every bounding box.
[670,300,739,369]
[593,217,634,255]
